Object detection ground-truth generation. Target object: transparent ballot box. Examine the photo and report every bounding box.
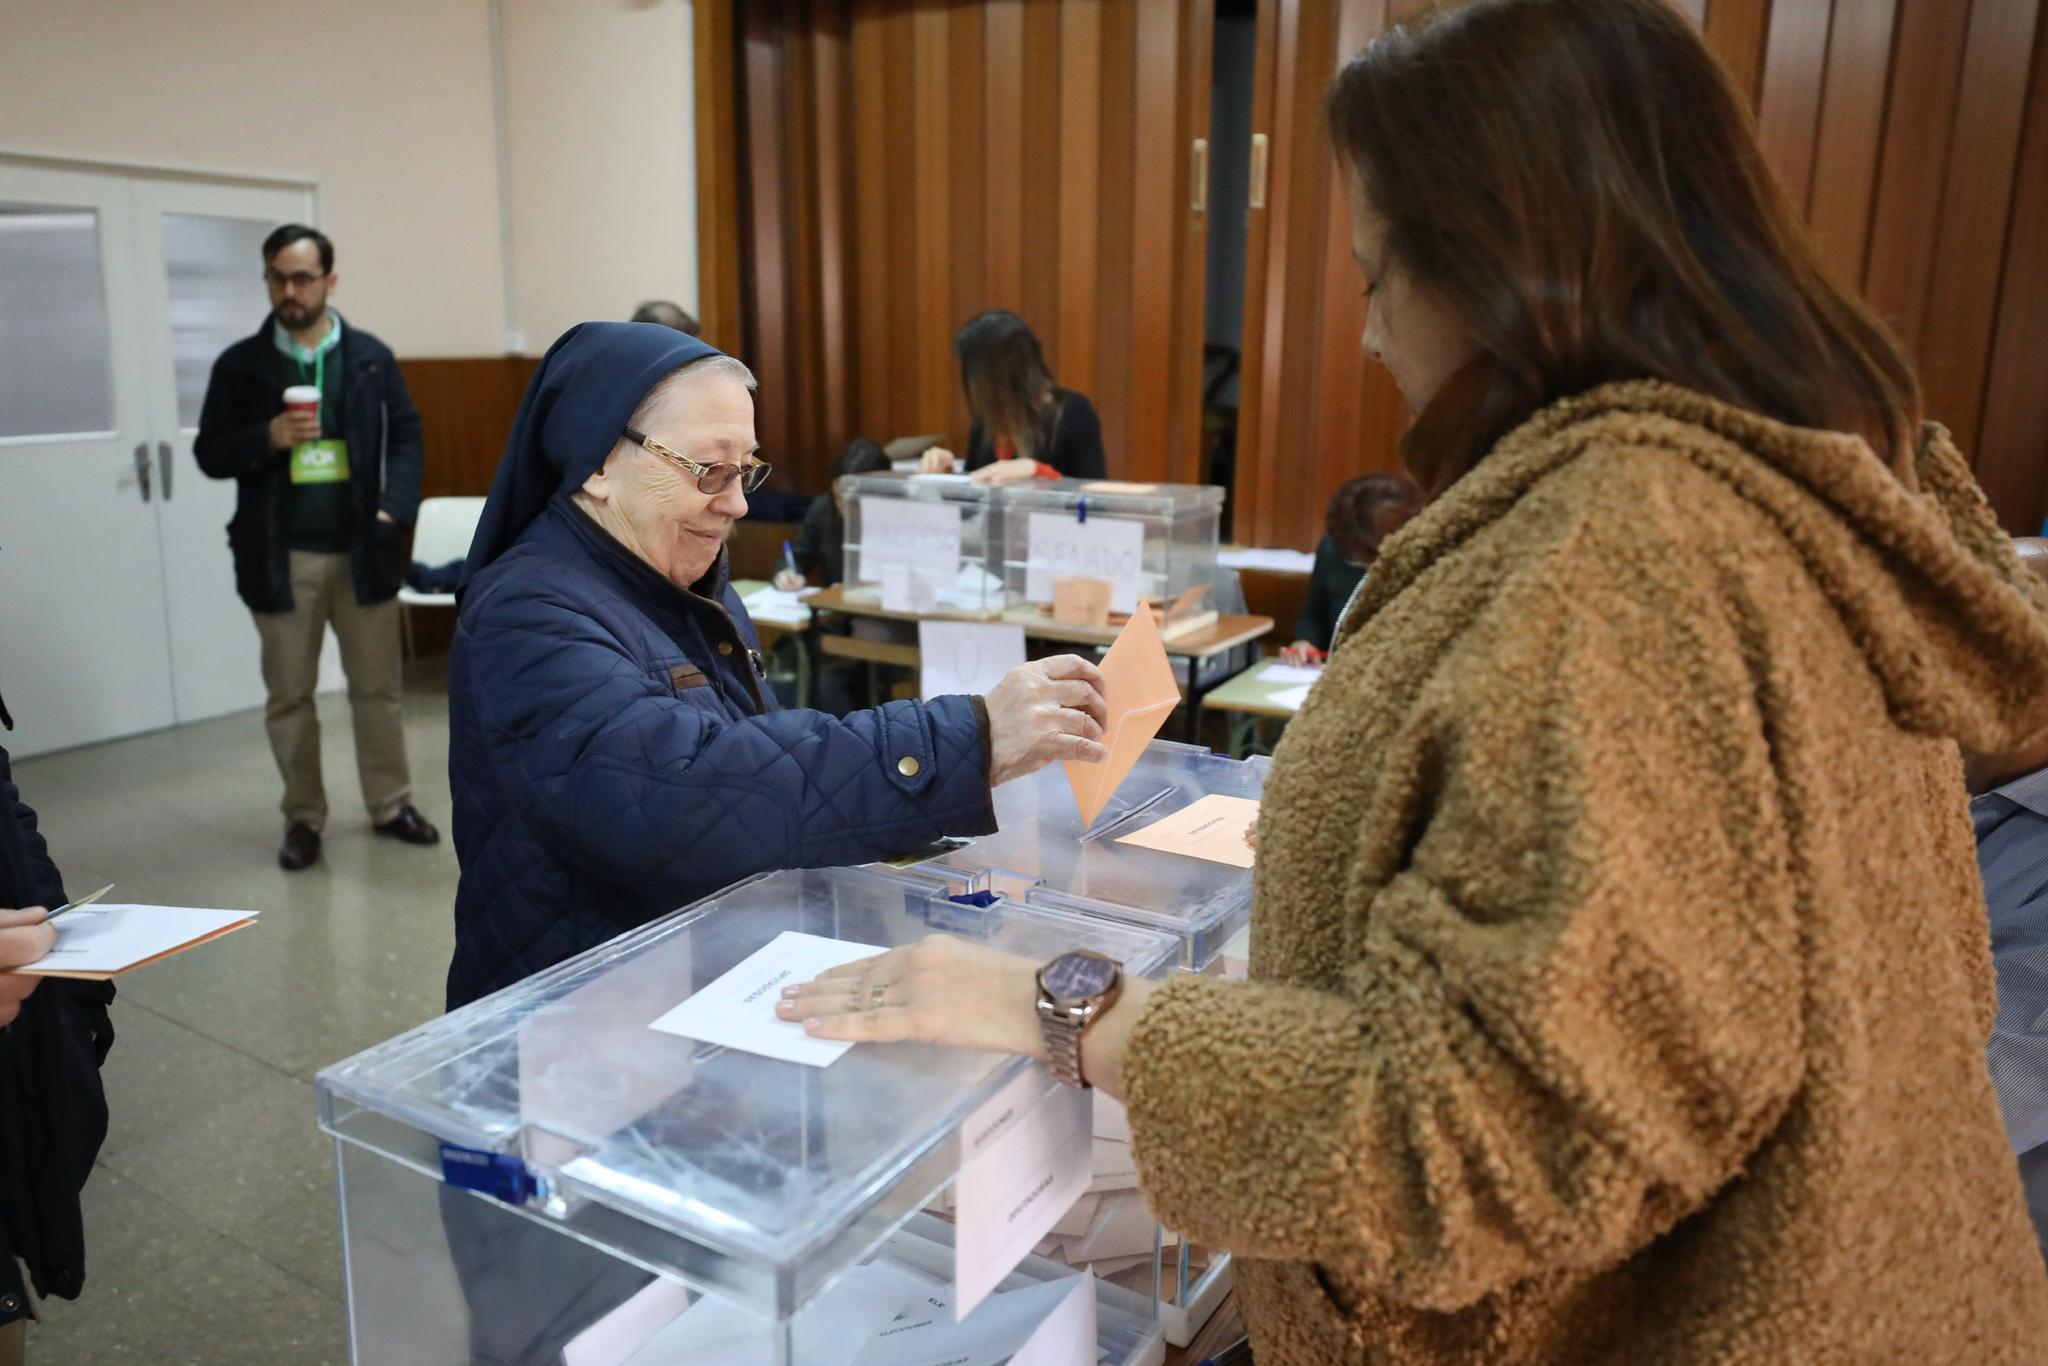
[899,740,1268,1344]
[993,480,1224,644]
[910,739,1268,973]
[838,471,1006,618]
[316,866,1180,1366]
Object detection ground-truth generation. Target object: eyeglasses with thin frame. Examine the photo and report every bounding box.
[264,269,327,290]
[624,427,771,495]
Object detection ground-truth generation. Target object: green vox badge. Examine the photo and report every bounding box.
[290,439,351,485]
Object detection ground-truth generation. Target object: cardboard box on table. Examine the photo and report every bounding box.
[315,866,1181,1366]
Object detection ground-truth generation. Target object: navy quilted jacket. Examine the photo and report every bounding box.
[446,494,996,1008]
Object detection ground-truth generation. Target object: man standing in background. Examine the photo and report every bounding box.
[194,225,439,871]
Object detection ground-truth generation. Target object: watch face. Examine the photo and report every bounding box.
[1043,951,1118,1001]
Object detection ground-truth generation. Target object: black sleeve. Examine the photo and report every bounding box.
[1296,537,1337,648]
[0,744,66,911]
[962,422,992,472]
[793,496,831,579]
[379,357,426,525]
[1047,393,1107,480]
[192,354,279,481]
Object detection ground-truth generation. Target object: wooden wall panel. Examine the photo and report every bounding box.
[1227,0,2048,549]
[1861,0,1973,356]
[1975,7,2048,534]
[1916,0,2043,459]
[402,356,535,499]
[693,0,743,353]
[702,0,2048,544]
[1803,0,1898,273]
[1702,0,1772,103]
[719,0,1208,498]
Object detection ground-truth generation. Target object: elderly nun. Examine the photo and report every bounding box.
[446,323,1107,1009]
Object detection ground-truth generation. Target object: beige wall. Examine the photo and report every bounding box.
[0,0,701,359]
[501,0,698,354]
[0,0,509,356]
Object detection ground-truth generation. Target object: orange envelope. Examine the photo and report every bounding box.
[1064,603,1181,824]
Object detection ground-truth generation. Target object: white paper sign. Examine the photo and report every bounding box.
[859,496,961,584]
[1024,513,1144,615]
[646,931,883,1067]
[953,1066,1093,1318]
[919,621,1025,700]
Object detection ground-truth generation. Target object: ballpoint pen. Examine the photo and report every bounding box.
[46,883,114,922]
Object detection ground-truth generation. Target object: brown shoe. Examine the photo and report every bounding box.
[279,823,322,871]
[373,805,441,846]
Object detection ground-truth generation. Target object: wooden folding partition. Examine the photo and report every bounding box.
[699,0,2048,537]
[697,0,1217,497]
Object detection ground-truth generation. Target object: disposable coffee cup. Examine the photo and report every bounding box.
[283,384,321,418]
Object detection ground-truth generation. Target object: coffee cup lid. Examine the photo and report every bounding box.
[283,385,322,403]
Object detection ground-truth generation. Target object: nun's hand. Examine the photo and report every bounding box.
[919,446,958,474]
[983,655,1109,785]
[970,457,1039,486]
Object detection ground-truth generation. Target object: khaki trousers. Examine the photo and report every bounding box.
[253,550,411,831]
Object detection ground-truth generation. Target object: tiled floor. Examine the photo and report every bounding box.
[17,675,458,1364]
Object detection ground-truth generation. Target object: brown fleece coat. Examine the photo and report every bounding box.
[1123,381,2048,1363]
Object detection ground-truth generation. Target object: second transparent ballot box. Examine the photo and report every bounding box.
[838,470,1006,617]
[995,479,1226,643]
[315,866,1181,1366]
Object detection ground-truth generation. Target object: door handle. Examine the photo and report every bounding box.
[123,443,153,503]
[158,441,173,500]
[1249,133,1270,211]
[1191,137,1209,215]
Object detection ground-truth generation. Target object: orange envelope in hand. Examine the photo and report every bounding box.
[1064,604,1181,825]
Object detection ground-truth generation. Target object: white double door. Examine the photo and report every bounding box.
[0,159,339,758]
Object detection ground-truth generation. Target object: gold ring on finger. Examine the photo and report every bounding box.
[868,983,887,1012]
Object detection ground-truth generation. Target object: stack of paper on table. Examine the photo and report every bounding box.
[11,903,258,980]
[739,586,815,625]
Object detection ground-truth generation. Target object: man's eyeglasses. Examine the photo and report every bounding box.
[264,270,327,290]
[624,427,771,495]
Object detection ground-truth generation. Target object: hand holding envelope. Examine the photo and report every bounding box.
[1063,605,1181,825]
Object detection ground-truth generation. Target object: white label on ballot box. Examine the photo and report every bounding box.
[1024,513,1143,615]
[953,1065,1093,1318]
[858,495,961,582]
[919,620,1025,699]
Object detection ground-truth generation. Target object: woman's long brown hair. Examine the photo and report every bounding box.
[955,310,1060,462]
[1326,0,1922,493]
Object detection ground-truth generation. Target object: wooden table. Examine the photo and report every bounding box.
[1202,658,1318,757]
[800,586,1275,737]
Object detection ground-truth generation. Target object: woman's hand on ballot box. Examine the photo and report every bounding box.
[778,932,1163,1099]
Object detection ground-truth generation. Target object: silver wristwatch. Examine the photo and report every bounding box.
[1035,950,1124,1088]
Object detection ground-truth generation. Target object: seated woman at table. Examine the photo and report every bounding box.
[1281,471,1424,665]
[918,310,1107,484]
[774,436,890,591]
[445,322,1110,1009]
